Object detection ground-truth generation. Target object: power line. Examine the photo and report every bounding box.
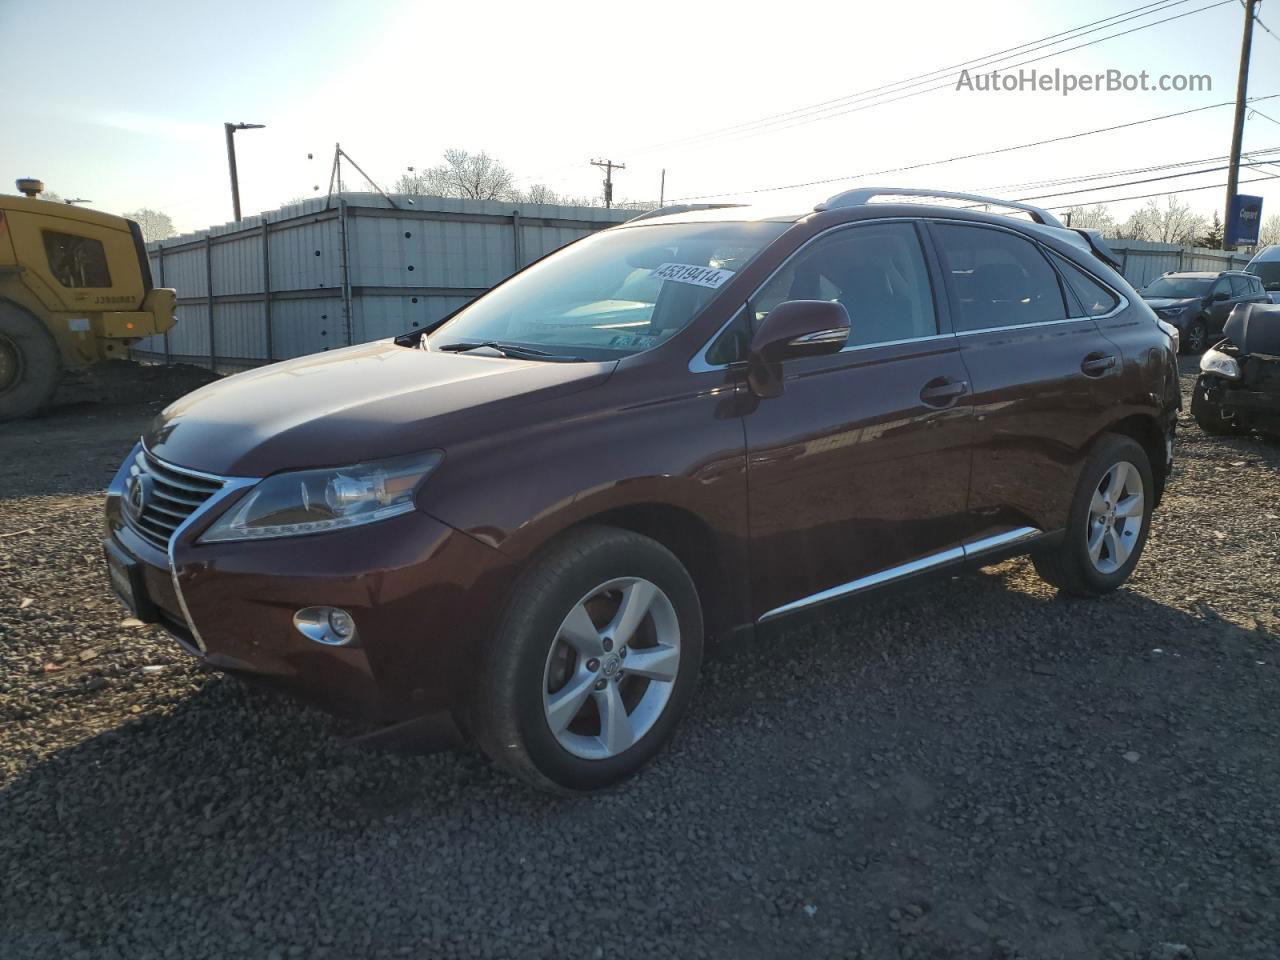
[672,94,1280,202]
[639,0,1231,154]
[1040,172,1279,211]
[1239,0,1280,40]
[629,0,1198,155]
[976,146,1280,193]
[1013,159,1280,203]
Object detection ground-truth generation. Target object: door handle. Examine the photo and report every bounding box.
[1080,353,1117,377]
[919,377,969,407]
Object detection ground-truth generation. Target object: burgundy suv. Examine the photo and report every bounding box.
[105,188,1179,792]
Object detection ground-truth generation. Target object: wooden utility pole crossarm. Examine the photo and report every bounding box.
[590,158,626,209]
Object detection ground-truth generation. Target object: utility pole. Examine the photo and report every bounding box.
[1223,0,1257,251]
[659,169,666,207]
[224,121,266,221]
[591,158,625,208]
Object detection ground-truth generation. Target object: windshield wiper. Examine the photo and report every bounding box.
[435,341,584,362]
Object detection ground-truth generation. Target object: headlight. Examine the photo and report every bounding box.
[1155,318,1180,352]
[1199,347,1240,380]
[200,451,443,543]
[1154,307,1183,319]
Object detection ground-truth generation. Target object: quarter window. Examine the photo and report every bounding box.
[43,231,112,288]
[752,222,938,349]
[1050,253,1119,317]
[932,223,1068,331]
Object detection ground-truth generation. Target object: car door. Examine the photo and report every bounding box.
[926,220,1125,542]
[1207,276,1234,335]
[741,220,975,620]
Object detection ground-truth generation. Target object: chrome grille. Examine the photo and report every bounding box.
[124,450,224,550]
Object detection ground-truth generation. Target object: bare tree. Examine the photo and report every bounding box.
[397,149,516,201]
[516,183,560,204]
[1061,204,1115,232]
[123,208,175,243]
[1259,213,1280,247]
[1119,197,1206,245]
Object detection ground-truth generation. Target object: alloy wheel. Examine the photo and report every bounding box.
[1087,460,1144,574]
[1188,322,1207,353]
[542,576,681,760]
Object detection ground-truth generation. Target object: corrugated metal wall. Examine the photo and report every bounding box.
[137,194,637,370]
[1104,238,1251,288]
[136,199,1257,370]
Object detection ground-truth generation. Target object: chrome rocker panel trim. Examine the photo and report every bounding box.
[758,526,1044,623]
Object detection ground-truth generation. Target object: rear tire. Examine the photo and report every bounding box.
[0,301,61,421]
[1033,434,1154,597]
[471,526,704,794]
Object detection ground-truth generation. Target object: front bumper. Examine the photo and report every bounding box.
[104,447,515,731]
[1194,374,1280,432]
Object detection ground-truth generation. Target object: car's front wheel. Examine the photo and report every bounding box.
[1032,434,1154,597]
[471,526,703,793]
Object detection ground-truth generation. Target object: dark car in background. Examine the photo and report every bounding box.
[103,188,1180,793]
[1139,270,1272,354]
[1245,245,1280,305]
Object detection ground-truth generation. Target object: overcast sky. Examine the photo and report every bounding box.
[3,0,1279,234]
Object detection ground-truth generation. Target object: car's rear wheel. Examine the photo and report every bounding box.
[0,301,61,421]
[1184,318,1208,354]
[1032,434,1154,597]
[471,526,703,793]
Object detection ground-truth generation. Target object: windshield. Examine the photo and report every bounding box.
[1246,261,1280,290]
[1141,276,1212,299]
[428,221,788,359]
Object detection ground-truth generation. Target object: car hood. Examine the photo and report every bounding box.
[1141,297,1200,310]
[145,339,615,476]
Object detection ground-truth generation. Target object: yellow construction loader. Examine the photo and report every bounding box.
[0,179,177,420]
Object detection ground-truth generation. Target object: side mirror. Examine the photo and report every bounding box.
[747,300,849,398]
[1213,290,1231,302]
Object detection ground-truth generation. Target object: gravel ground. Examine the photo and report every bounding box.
[2,360,1278,960]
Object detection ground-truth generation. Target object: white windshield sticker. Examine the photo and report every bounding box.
[652,262,735,289]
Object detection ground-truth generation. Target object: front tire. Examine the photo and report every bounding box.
[1191,379,1243,436]
[471,526,704,793]
[1033,435,1154,597]
[0,301,61,421]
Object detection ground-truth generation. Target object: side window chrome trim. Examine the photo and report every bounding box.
[688,216,934,373]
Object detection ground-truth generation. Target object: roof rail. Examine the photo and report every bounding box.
[815,187,1064,228]
[627,203,747,222]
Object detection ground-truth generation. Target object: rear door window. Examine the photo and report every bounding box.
[931,223,1068,331]
[42,231,112,288]
[1230,275,1252,299]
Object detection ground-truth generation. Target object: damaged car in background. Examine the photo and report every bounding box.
[1193,302,1280,437]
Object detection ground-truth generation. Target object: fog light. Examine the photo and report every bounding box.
[293,606,358,646]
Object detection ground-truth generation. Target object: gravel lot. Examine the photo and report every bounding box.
[2,360,1278,960]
